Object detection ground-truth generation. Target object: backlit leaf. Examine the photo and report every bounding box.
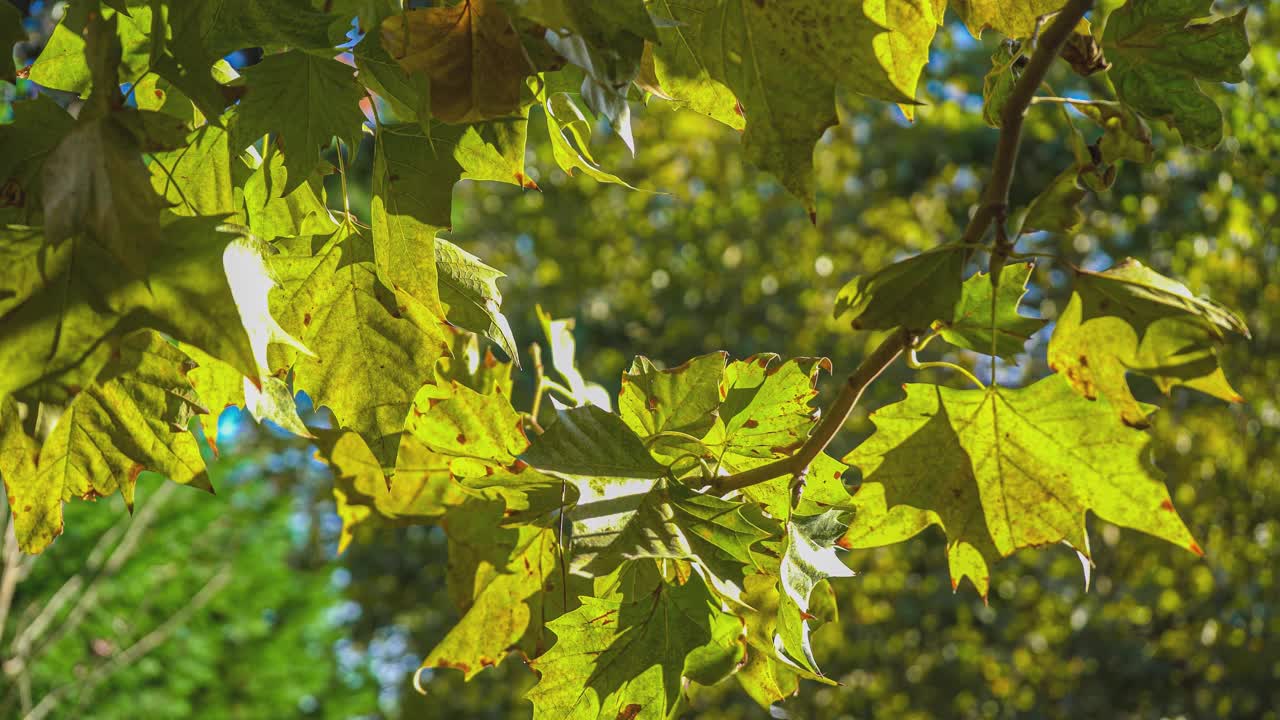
[842,375,1200,598]
[834,246,965,332]
[381,0,535,124]
[8,331,210,554]
[936,262,1046,360]
[1047,259,1249,427]
[233,50,367,194]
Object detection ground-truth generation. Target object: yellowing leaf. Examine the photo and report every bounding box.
[8,331,210,554]
[648,0,927,213]
[381,0,535,124]
[526,566,728,720]
[619,351,725,447]
[269,227,449,471]
[842,375,1200,599]
[1047,259,1249,427]
[1104,0,1250,149]
[424,500,566,677]
[950,0,1067,38]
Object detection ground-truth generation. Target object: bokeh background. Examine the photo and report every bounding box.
[2,1,1277,718]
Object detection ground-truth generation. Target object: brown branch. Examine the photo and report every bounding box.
[707,328,913,496]
[958,0,1095,251]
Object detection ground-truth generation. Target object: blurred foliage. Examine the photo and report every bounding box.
[5,0,1278,718]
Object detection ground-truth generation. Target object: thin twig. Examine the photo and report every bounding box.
[529,342,546,421]
[958,0,1095,252]
[706,328,913,496]
[0,525,21,648]
[22,565,232,720]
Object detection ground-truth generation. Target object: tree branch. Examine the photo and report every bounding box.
[958,0,1095,250]
[706,328,913,496]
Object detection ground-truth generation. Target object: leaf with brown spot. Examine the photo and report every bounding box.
[1047,259,1249,427]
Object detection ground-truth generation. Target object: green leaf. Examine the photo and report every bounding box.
[936,262,1046,360]
[981,43,1019,128]
[7,331,210,554]
[1047,258,1249,427]
[0,96,76,225]
[581,476,776,604]
[437,327,515,399]
[239,143,332,241]
[526,566,728,720]
[27,3,151,96]
[0,227,120,401]
[321,430,465,552]
[648,0,927,212]
[950,0,1067,38]
[149,124,237,217]
[1104,1,1250,149]
[523,405,664,479]
[776,509,853,671]
[0,397,40,543]
[424,501,566,677]
[1022,163,1088,234]
[164,0,335,61]
[373,119,531,231]
[232,50,367,194]
[841,375,1201,599]
[0,218,260,401]
[1077,102,1155,165]
[619,351,725,451]
[182,344,310,445]
[268,227,449,470]
[436,238,520,365]
[538,74,634,187]
[834,246,965,331]
[405,378,529,478]
[712,355,829,460]
[521,405,664,570]
[380,0,535,124]
[42,115,168,278]
[536,305,612,410]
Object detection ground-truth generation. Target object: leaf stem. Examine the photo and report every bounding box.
[1029,96,1120,107]
[529,342,546,421]
[706,328,913,496]
[958,0,1095,252]
[905,349,986,390]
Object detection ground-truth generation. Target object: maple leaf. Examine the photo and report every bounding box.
[233,50,367,194]
[268,226,449,471]
[1104,0,1250,149]
[423,500,566,677]
[834,245,965,332]
[648,0,931,213]
[526,564,730,720]
[935,262,1047,360]
[381,0,535,124]
[841,375,1201,599]
[1047,259,1249,428]
[5,331,210,554]
[950,0,1067,38]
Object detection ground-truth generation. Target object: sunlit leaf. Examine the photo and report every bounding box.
[1047,258,1249,427]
